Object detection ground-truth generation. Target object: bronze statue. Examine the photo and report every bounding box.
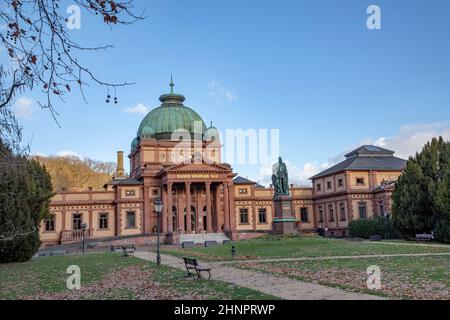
[272,157,289,196]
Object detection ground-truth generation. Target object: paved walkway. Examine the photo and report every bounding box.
[215,252,450,265]
[135,252,384,300]
[363,241,450,248]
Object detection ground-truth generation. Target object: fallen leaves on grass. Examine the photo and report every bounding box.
[20,265,199,300]
[239,262,450,300]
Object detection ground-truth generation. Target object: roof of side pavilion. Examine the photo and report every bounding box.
[310,145,407,180]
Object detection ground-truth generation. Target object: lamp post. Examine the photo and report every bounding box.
[154,198,163,267]
[80,222,87,254]
[385,213,391,240]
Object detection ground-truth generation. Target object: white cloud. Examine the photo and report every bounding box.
[364,122,450,159]
[123,103,150,115]
[56,150,84,159]
[208,81,237,103]
[256,122,450,187]
[13,97,35,119]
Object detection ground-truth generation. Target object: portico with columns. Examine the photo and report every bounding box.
[157,161,237,239]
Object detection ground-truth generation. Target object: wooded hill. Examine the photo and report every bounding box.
[32,155,116,192]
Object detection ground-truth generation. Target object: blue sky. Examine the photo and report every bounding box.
[7,0,450,185]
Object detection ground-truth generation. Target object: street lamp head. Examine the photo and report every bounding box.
[80,222,87,230]
[154,198,163,213]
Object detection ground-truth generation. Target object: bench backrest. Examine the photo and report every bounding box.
[183,257,198,267]
[416,234,433,239]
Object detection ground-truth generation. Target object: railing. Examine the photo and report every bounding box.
[61,229,93,242]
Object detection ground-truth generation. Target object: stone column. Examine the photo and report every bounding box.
[228,184,236,233]
[223,182,230,231]
[185,182,192,233]
[162,185,168,233]
[167,183,173,233]
[177,190,184,233]
[88,209,93,235]
[205,182,212,233]
[61,209,66,231]
[143,185,151,233]
[215,185,221,232]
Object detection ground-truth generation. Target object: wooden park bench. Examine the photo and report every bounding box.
[121,245,136,257]
[369,235,382,241]
[182,257,211,280]
[51,250,66,256]
[415,233,433,241]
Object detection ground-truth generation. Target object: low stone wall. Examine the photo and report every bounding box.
[236,232,268,241]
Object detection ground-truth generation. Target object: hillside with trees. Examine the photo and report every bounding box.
[33,156,116,192]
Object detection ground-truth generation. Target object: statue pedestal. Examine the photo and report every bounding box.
[272,195,297,235]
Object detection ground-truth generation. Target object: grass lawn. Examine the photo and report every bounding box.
[0,253,277,300]
[161,235,450,261]
[237,255,450,300]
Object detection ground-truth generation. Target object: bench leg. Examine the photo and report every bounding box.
[184,266,194,278]
[196,270,211,280]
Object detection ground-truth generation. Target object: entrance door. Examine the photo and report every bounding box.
[202,206,207,232]
[73,214,82,230]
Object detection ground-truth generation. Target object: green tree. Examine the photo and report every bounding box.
[392,137,450,243]
[0,139,53,262]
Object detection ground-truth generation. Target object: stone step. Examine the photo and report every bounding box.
[179,233,230,244]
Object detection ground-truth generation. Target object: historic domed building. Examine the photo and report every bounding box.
[40,82,407,246]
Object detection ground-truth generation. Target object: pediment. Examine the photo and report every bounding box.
[159,160,232,176]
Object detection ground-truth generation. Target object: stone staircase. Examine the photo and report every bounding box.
[179,232,230,244]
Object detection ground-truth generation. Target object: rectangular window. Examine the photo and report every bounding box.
[356,178,365,185]
[338,178,344,187]
[99,213,108,229]
[239,188,248,194]
[316,184,322,191]
[340,204,346,221]
[239,208,249,224]
[328,206,335,222]
[300,207,308,222]
[258,208,267,224]
[45,215,55,231]
[126,211,136,228]
[326,181,332,190]
[73,214,82,230]
[358,202,367,219]
[125,190,136,196]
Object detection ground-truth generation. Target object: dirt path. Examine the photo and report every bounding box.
[135,252,384,300]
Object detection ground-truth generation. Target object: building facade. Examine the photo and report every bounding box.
[39,87,407,246]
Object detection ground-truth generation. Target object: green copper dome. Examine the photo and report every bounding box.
[136,88,207,141]
[131,137,139,151]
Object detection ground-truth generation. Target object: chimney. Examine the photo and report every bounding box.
[116,151,125,178]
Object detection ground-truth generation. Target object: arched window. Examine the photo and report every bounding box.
[318,206,324,223]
